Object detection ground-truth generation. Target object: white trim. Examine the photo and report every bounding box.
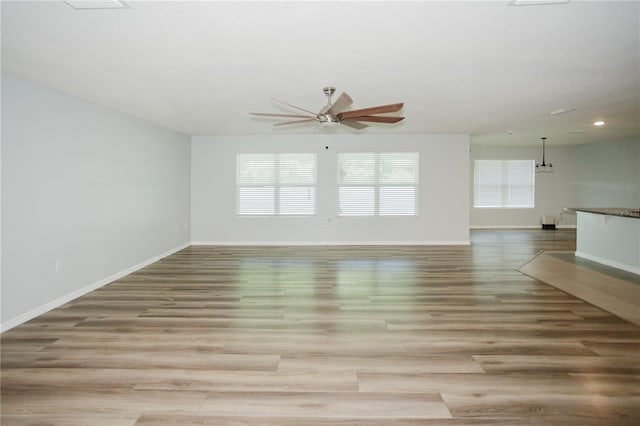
[191,240,471,246]
[470,225,576,229]
[0,242,190,333]
[471,225,539,229]
[575,251,640,275]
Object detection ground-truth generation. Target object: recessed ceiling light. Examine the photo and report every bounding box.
[65,1,129,9]
[593,121,606,126]
[549,107,576,116]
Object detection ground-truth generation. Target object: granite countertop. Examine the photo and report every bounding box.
[563,207,640,219]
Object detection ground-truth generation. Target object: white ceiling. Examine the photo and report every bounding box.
[2,0,639,145]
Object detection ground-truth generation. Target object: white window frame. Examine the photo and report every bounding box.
[337,152,419,217]
[474,159,535,208]
[236,153,317,216]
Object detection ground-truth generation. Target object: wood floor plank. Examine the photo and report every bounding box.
[473,354,640,374]
[358,372,590,394]
[197,391,452,419]
[2,229,639,424]
[0,389,208,415]
[0,368,146,390]
[2,351,280,370]
[134,369,359,392]
[1,415,139,426]
[278,354,485,374]
[441,392,640,422]
[403,341,598,356]
[569,373,640,395]
[133,414,532,425]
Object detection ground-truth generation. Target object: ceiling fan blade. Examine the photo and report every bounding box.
[271,97,319,116]
[326,92,353,115]
[341,120,369,130]
[344,115,405,124]
[339,103,404,120]
[250,112,315,119]
[273,118,317,127]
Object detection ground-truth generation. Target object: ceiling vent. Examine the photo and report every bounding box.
[64,1,129,9]
[549,107,576,116]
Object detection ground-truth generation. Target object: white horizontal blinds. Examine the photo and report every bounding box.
[474,160,501,208]
[238,186,276,215]
[278,154,317,215]
[237,153,317,215]
[338,153,376,216]
[338,187,376,216]
[378,153,418,216]
[474,160,535,208]
[506,160,535,207]
[338,152,418,216]
[237,154,276,215]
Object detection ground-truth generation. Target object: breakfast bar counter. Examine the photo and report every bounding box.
[564,207,640,274]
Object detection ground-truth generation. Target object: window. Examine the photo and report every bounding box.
[237,153,317,215]
[338,152,419,216]
[474,160,535,208]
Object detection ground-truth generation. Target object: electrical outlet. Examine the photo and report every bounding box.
[55,261,63,273]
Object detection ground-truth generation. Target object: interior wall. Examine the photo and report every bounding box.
[1,75,191,329]
[191,133,470,244]
[470,139,640,228]
[573,138,640,207]
[470,144,578,228]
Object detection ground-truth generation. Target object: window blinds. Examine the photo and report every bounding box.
[474,160,535,208]
[338,152,419,216]
[237,153,317,215]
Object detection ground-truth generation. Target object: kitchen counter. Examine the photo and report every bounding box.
[564,207,640,274]
[563,207,640,219]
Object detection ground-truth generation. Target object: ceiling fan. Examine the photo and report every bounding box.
[250,87,405,130]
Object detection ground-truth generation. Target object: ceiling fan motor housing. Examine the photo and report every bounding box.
[323,86,336,97]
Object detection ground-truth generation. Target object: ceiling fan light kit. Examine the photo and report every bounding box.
[250,87,405,130]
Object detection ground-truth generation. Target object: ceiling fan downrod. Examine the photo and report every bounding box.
[322,86,336,106]
[321,86,338,124]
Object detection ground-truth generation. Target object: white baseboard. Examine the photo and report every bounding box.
[470,225,577,229]
[191,240,471,246]
[575,251,640,275]
[0,242,190,333]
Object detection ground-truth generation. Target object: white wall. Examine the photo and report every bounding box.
[573,138,640,207]
[470,139,640,228]
[470,144,578,228]
[192,133,470,244]
[1,75,191,329]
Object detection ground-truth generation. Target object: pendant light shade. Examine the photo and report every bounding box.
[536,137,554,173]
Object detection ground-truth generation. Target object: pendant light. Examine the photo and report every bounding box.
[536,137,554,173]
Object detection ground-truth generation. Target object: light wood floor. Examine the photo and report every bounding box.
[2,229,639,425]
[520,251,640,326]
